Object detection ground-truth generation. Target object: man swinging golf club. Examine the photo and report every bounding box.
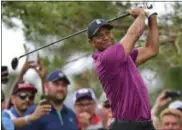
[88,6,159,130]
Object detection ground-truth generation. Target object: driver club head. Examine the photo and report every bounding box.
[147,4,153,9]
[11,57,19,70]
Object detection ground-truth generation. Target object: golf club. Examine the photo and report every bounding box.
[11,3,153,70]
[11,13,130,70]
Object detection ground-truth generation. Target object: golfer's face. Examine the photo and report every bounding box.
[91,27,114,50]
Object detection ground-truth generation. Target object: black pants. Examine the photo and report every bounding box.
[110,119,155,130]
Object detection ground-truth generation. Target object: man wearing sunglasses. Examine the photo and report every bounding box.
[74,88,102,130]
[2,83,51,130]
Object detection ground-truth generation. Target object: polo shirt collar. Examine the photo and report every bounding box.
[51,104,68,113]
[10,106,21,117]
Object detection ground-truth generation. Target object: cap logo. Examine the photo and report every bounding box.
[69,118,73,123]
[58,72,64,77]
[96,19,101,24]
[77,88,89,94]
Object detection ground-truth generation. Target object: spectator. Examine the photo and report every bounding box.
[73,88,102,130]
[2,91,15,130]
[99,92,112,130]
[2,91,6,110]
[2,82,51,130]
[32,69,78,130]
[151,89,172,129]
[160,108,182,130]
[169,100,182,113]
[1,66,9,84]
[1,66,15,130]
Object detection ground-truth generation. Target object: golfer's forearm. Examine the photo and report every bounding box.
[128,14,145,39]
[145,15,159,55]
[121,13,145,55]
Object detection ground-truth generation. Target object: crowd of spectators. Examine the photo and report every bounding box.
[1,59,182,130]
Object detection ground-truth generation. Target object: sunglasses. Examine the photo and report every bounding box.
[103,103,111,109]
[16,94,35,100]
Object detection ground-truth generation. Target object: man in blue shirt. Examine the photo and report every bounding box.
[2,82,51,130]
[1,90,15,130]
[32,69,78,130]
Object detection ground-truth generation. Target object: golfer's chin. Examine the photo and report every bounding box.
[103,42,113,49]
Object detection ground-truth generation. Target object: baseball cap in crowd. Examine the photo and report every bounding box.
[73,88,97,103]
[46,69,70,84]
[169,100,182,109]
[12,83,37,95]
[87,19,113,39]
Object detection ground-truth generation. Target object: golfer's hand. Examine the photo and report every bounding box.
[78,112,91,129]
[29,99,52,121]
[128,8,145,18]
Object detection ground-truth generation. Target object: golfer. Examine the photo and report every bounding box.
[87,7,158,130]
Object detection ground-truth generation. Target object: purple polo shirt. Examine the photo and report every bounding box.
[92,43,151,121]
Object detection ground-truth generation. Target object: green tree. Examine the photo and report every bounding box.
[2,2,182,100]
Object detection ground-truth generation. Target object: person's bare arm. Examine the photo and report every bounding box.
[34,59,47,94]
[16,60,34,83]
[135,15,159,66]
[151,90,172,129]
[13,100,51,128]
[120,8,145,56]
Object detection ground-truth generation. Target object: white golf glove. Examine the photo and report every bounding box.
[145,7,157,18]
[137,4,157,18]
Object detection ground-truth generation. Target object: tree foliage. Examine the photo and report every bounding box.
[2,2,182,100]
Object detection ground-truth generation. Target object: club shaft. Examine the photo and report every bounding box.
[19,13,130,59]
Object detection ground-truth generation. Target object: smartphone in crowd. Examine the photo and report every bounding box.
[165,90,181,99]
[40,95,51,105]
[23,43,38,66]
[1,66,9,84]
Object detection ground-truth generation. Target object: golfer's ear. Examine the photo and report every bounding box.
[88,39,92,45]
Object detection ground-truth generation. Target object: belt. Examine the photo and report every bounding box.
[112,118,152,125]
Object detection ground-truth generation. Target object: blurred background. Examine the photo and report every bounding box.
[1,1,182,107]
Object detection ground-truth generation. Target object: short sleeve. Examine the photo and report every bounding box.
[102,43,126,66]
[2,117,15,130]
[130,48,138,62]
[2,110,11,118]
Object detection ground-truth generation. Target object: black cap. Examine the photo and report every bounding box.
[87,19,113,39]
